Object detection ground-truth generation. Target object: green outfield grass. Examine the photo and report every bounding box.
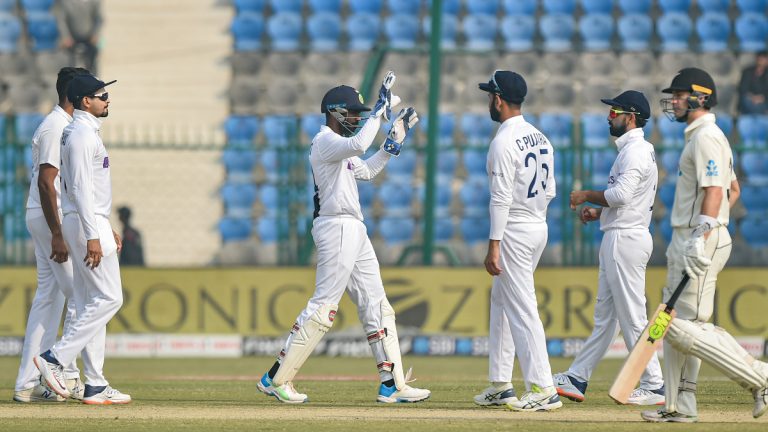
[0,356,765,431]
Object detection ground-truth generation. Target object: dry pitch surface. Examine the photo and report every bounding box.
[0,356,766,431]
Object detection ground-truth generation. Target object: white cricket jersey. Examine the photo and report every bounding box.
[26,105,73,214]
[60,110,112,240]
[487,115,556,240]
[671,113,736,228]
[600,128,658,231]
[310,117,391,221]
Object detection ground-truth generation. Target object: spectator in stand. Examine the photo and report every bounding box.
[738,51,768,114]
[57,0,103,73]
[117,206,144,266]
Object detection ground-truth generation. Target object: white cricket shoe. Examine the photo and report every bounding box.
[506,385,562,411]
[641,409,698,423]
[377,383,430,403]
[257,372,274,396]
[754,387,768,419]
[473,383,518,406]
[13,384,66,403]
[272,382,308,404]
[66,377,85,401]
[627,387,665,406]
[552,372,586,402]
[33,355,70,399]
[82,386,132,405]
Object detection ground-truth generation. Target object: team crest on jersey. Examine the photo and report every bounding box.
[103,157,109,168]
[328,310,336,322]
[705,159,718,176]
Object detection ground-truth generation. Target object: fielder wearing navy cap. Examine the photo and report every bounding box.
[321,85,370,113]
[478,70,527,104]
[601,90,651,120]
[67,74,116,107]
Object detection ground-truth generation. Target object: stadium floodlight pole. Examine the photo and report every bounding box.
[422,0,442,265]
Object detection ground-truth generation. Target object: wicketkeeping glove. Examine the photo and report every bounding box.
[682,217,716,277]
[372,71,400,121]
[382,107,419,157]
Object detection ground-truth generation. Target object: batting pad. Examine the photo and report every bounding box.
[272,303,337,386]
[371,299,407,390]
[667,319,766,391]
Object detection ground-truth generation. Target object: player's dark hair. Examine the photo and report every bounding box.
[635,116,647,128]
[56,67,91,103]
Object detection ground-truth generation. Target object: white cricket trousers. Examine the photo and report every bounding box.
[293,216,386,334]
[567,228,663,390]
[50,213,123,387]
[490,222,553,390]
[16,212,98,391]
[663,226,731,416]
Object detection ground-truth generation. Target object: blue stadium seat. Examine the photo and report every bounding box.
[423,14,458,49]
[269,0,301,13]
[462,149,486,177]
[588,150,615,186]
[502,0,536,14]
[501,14,535,51]
[432,218,455,242]
[697,0,730,12]
[617,14,652,51]
[538,113,573,148]
[267,12,302,51]
[467,0,499,15]
[460,216,489,244]
[642,116,655,138]
[308,0,341,13]
[459,177,490,218]
[262,115,298,147]
[660,150,681,179]
[260,184,280,214]
[218,217,251,242]
[347,13,381,50]
[26,11,58,51]
[737,115,768,148]
[0,13,21,53]
[221,182,257,218]
[224,115,259,147]
[421,113,456,148]
[358,181,376,208]
[540,14,575,52]
[463,13,497,51]
[378,181,413,217]
[658,0,691,13]
[740,185,768,211]
[617,0,651,14]
[579,14,613,51]
[736,0,767,13]
[256,216,287,243]
[0,0,14,12]
[258,149,280,183]
[223,149,257,173]
[543,0,576,14]
[386,0,421,15]
[385,14,420,49]
[580,0,614,14]
[21,0,53,11]
[741,152,768,185]
[437,149,459,180]
[362,215,377,236]
[581,113,609,148]
[14,112,45,143]
[387,150,418,179]
[657,13,693,52]
[715,113,734,138]
[658,118,687,147]
[460,113,495,147]
[379,217,416,244]
[349,0,383,14]
[549,218,563,245]
[420,178,452,217]
[307,12,342,51]
[233,0,266,13]
[300,113,325,141]
[231,12,264,51]
[740,215,768,247]
[426,0,461,14]
[659,183,676,209]
[736,13,768,52]
[696,13,731,52]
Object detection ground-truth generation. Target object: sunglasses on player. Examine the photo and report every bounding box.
[608,108,635,119]
[88,92,109,101]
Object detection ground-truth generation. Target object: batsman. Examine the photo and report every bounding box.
[642,68,767,422]
[256,72,430,404]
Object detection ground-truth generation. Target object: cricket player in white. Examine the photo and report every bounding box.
[33,74,131,405]
[14,67,97,403]
[474,70,561,411]
[642,68,768,422]
[552,91,665,406]
[257,72,430,404]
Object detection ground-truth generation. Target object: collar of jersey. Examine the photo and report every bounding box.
[684,112,716,136]
[614,127,644,151]
[72,109,102,131]
[52,104,73,123]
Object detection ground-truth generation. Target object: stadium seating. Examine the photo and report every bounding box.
[349,0,382,14]
[0,0,13,13]
[740,215,768,247]
[460,113,495,147]
[385,14,420,49]
[715,113,734,138]
[658,0,691,13]
[21,0,53,12]
[657,13,693,52]
[579,14,613,52]
[262,115,298,147]
[426,0,461,14]
[540,14,575,52]
[387,0,421,15]
[436,149,459,180]
[459,177,490,218]
[467,0,499,15]
[267,12,302,51]
[308,0,341,13]
[14,112,44,144]
[462,13,497,51]
[218,217,251,242]
[698,0,731,12]
[737,115,768,148]
[580,0,613,14]
[735,13,768,52]
[378,180,413,217]
[307,13,342,51]
[378,217,416,244]
[581,113,609,149]
[387,149,418,180]
[500,14,535,51]
[421,113,457,148]
[462,149,486,177]
[696,13,731,52]
[231,12,264,51]
[538,113,573,148]
[347,13,381,51]
[0,12,20,53]
[617,14,653,51]
[740,184,768,212]
[617,0,652,14]
[25,11,58,51]
[502,0,536,14]
[423,14,459,49]
[543,0,576,14]
[269,0,301,13]
[358,180,376,208]
[737,0,768,13]
[224,115,259,147]
[256,216,287,243]
[233,0,265,13]
[460,216,489,244]
[741,152,768,185]
[432,218,455,242]
[658,119,687,148]
[660,150,681,180]
[222,149,257,174]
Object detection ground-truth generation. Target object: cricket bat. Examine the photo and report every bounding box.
[608,273,691,404]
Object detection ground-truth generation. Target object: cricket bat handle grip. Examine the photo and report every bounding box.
[665,272,691,312]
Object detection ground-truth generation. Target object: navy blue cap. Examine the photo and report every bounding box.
[66,74,116,102]
[601,90,651,120]
[320,85,370,114]
[478,70,527,104]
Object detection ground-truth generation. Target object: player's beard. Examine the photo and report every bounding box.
[489,103,501,122]
[609,118,628,137]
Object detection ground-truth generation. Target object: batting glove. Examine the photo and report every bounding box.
[682,216,716,277]
[382,107,419,157]
[372,71,400,121]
